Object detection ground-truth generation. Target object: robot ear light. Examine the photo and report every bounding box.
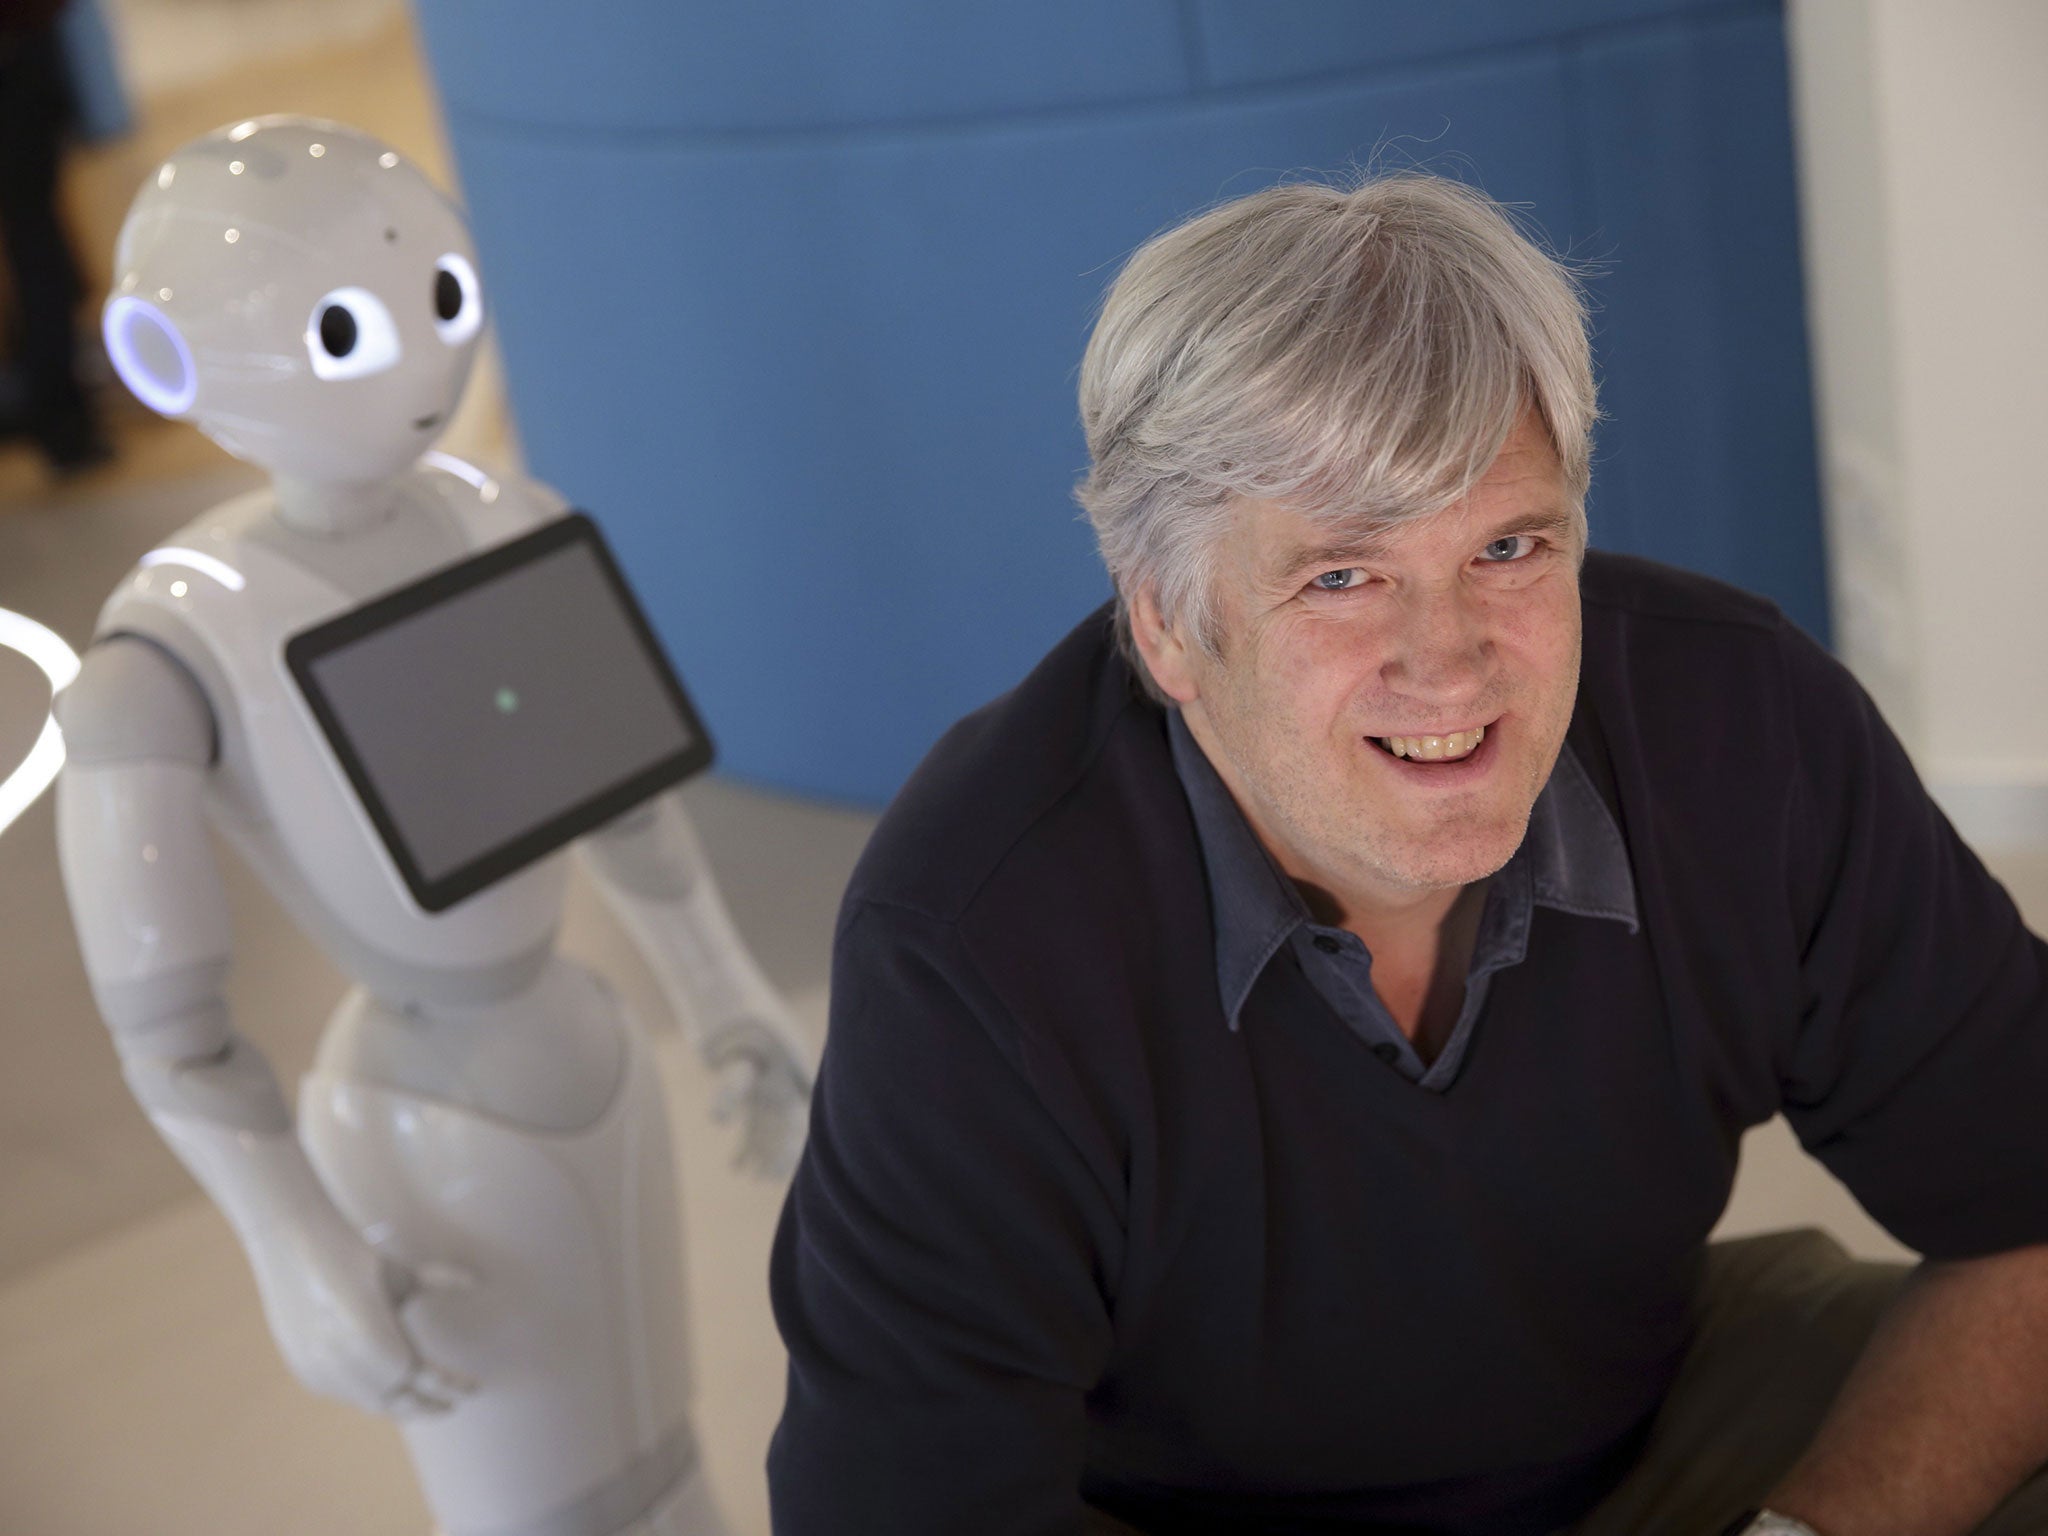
[104,295,197,416]
[306,286,402,381]
[432,253,483,346]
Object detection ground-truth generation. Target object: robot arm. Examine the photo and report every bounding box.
[54,636,469,1417]
[580,789,814,1178]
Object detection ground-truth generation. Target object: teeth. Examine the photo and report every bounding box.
[1379,725,1485,762]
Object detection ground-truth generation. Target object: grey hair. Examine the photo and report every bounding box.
[1074,172,1598,697]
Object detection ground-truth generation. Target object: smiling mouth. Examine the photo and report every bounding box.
[412,413,441,432]
[1370,723,1490,763]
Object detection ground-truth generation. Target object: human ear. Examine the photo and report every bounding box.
[1128,585,1203,704]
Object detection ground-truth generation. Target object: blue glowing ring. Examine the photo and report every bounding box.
[104,295,198,416]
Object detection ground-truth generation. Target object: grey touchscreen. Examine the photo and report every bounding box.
[306,542,695,882]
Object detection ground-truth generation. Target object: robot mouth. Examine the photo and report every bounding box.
[412,413,441,432]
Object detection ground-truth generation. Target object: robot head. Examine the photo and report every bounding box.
[103,117,486,483]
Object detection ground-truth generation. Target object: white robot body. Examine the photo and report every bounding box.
[91,465,567,1000]
[64,466,741,1535]
[303,966,699,1536]
[58,755,226,1022]
[57,118,814,1536]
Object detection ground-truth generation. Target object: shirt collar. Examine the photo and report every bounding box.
[1166,709,1640,1029]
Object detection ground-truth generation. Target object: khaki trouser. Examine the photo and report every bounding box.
[1086,1228,2048,1534]
[1569,1227,2048,1536]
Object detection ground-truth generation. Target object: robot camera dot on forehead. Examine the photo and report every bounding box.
[103,117,485,483]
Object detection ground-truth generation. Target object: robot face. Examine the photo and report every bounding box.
[105,118,487,484]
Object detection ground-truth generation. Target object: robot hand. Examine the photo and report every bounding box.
[235,1178,475,1419]
[581,789,817,1178]
[704,1016,813,1180]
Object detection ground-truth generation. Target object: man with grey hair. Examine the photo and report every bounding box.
[767,174,2048,1535]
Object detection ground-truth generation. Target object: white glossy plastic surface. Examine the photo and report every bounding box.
[583,793,814,1180]
[105,117,483,482]
[151,1105,471,1418]
[58,758,229,997]
[301,964,698,1534]
[52,117,810,1536]
[95,470,570,992]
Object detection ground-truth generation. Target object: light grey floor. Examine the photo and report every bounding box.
[2,466,2044,1532]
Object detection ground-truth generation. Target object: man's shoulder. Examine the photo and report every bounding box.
[1573,550,1877,848]
[1576,548,1840,723]
[846,603,1168,926]
[1580,549,1788,635]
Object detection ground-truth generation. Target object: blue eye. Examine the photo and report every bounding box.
[1312,569,1363,591]
[1480,535,1537,563]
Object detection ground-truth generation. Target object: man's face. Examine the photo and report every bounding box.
[1139,409,1584,915]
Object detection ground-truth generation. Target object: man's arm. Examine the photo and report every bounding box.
[1770,623,2048,1534]
[769,899,1121,1535]
[1768,1243,2048,1536]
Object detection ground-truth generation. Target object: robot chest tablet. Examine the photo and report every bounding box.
[284,511,714,914]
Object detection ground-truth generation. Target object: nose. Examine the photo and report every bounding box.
[1380,581,1492,699]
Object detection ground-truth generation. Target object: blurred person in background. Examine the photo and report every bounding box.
[0,0,110,473]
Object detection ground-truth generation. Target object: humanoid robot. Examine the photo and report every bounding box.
[54,117,813,1536]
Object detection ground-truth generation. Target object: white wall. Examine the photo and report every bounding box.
[1787,0,2048,852]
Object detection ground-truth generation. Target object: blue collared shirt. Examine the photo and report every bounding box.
[1167,709,1640,1092]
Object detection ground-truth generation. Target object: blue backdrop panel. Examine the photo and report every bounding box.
[1190,0,1708,84]
[1566,10,1827,611]
[408,1,1195,132]
[413,0,1825,805]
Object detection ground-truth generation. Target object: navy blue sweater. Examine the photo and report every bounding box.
[768,553,2048,1535]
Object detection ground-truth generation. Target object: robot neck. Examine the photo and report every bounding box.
[272,476,403,539]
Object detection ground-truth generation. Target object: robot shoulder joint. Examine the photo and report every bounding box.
[58,634,217,768]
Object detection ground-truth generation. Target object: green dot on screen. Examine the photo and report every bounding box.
[494,686,519,714]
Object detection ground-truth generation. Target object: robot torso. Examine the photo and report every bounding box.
[94,460,574,1003]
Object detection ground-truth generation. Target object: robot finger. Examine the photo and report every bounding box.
[411,1258,480,1293]
[730,1121,770,1176]
[710,1056,759,1123]
[385,1376,446,1425]
[382,1383,449,1419]
[382,1365,470,1418]
[413,1361,477,1402]
[377,1254,421,1308]
[735,1107,803,1181]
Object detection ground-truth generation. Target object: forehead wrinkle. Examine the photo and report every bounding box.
[1269,500,1579,585]
[1484,505,1581,545]
[1271,532,1396,584]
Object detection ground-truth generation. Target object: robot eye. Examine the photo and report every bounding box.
[320,305,356,355]
[304,286,401,380]
[431,253,483,346]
